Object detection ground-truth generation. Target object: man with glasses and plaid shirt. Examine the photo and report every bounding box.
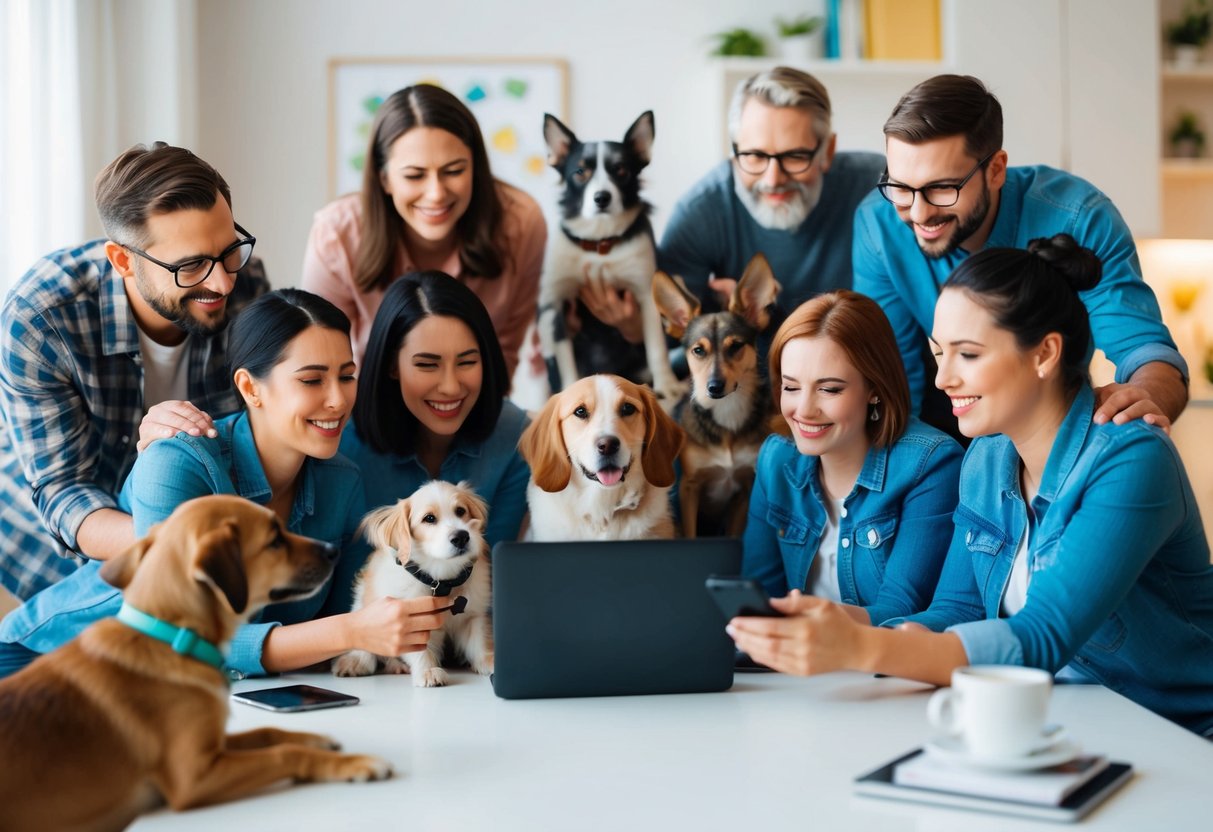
[648,67,885,322]
[854,74,1188,432]
[0,143,268,600]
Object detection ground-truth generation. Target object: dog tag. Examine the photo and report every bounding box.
[448,596,469,616]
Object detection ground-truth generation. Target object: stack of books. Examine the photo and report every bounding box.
[854,748,1134,822]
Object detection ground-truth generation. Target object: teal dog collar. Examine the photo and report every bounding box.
[115,602,226,671]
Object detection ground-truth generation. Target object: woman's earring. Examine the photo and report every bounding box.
[869,398,881,422]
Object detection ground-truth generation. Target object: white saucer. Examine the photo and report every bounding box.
[925,733,1080,772]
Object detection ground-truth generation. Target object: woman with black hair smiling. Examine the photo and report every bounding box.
[729,234,1213,735]
[340,270,530,547]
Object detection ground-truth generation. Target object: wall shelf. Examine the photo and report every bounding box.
[1161,158,1213,179]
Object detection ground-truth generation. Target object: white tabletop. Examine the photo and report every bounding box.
[131,670,1213,830]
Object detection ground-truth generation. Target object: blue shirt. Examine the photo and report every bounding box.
[852,166,1187,412]
[893,386,1213,735]
[339,400,530,548]
[0,241,268,599]
[0,411,369,678]
[659,154,885,312]
[742,419,963,624]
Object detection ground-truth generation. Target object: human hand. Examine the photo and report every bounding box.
[137,400,217,452]
[726,590,864,676]
[1093,382,1171,433]
[578,277,643,343]
[707,277,737,309]
[348,595,449,656]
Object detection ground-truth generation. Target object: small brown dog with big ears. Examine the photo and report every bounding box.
[0,495,391,832]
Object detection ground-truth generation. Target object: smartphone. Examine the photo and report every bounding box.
[231,684,360,713]
[705,575,785,620]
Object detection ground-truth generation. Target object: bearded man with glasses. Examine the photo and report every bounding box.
[0,143,268,599]
[652,67,885,321]
[854,74,1188,435]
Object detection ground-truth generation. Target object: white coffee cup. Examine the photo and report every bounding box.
[927,665,1055,760]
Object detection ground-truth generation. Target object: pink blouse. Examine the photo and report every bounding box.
[301,181,546,376]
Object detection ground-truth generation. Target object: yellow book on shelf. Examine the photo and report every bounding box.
[864,0,942,61]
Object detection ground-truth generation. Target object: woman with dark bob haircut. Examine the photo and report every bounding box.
[741,290,963,625]
[0,289,450,679]
[730,235,1213,736]
[302,84,546,377]
[340,271,530,547]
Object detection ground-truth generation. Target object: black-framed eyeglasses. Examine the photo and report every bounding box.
[876,152,996,208]
[122,223,256,288]
[731,142,820,176]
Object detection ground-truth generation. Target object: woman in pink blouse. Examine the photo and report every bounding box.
[303,84,546,376]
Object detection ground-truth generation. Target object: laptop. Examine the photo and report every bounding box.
[490,538,742,699]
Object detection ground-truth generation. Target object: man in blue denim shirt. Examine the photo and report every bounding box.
[853,74,1188,428]
[0,144,267,599]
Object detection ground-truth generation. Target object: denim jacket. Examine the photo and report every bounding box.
[742,419,963,623]
[339,400,530,548]
[0,412,369,678]
[894,386,1213,735]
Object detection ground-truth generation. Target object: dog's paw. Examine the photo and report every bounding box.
[332,650,376,678]
[319,753,394,783]
[414,667,449,687]
[473,657,494,676]
[383,656,410,674]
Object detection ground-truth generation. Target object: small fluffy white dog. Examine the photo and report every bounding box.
[332,481,492,687]
[519,374,685,541]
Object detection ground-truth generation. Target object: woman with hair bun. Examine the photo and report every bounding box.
[729,234,1213,735]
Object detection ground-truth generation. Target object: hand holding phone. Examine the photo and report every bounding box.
[705,575,785,620]
[231,684,359,713]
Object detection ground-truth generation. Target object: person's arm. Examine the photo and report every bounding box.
[0,298,127,560]
[73,509,136,562]
[1074,196,1189,425]
[300,209,361,334]
[496,194,547,378]
[852,201,929,413]
[484,446,531,547]
[727,590,969,684]
[740,440,793,597]
[861,437,964,624]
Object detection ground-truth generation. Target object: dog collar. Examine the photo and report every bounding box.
[401,559,475,597]
[115,602,226,671]
[561,212,650,256]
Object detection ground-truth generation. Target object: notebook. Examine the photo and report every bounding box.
[490,538,742,700]
[854,748,1134,823]
[893,749,1110,805]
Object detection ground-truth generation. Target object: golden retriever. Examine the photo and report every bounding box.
[519,374,685,540]
[332,481,492,687]
[0,495,391,832]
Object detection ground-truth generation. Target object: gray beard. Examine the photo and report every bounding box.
[734,175,823,231]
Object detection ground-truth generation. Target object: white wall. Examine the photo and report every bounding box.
[193,0,1157,286]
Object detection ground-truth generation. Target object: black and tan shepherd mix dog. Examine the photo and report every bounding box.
[0,495,390,832]
[653,254,781,538]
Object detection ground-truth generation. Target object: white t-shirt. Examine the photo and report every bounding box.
[137,329,190,412]
[807,496,845,603]
[1001,517,1032,616]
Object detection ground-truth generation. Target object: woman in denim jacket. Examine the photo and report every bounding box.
[730,235,1213,735]
[742,291,963,624]
[338,271,530,547]
[0,290,450,679]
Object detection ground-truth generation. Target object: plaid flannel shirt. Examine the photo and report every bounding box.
[0,240,268,599]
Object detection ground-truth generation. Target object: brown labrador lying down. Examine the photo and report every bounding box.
[0,495,391,832]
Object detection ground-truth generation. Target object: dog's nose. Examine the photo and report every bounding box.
[316,541,339,563]
[451,529,470,551]
[706,378,727,399]
[597,435,620,457]
[593,190,611,209]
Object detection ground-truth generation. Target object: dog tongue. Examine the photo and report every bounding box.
[597,467,624,486]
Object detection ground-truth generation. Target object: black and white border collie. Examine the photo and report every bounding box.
[536,111,683,407]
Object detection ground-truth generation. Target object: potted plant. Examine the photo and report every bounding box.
[710,27,767,57]
[1166,0,1211,67]
[775,14,825,62]
[1170,110,1206,158]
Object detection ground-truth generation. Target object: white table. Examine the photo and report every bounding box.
[132,671,1213,830]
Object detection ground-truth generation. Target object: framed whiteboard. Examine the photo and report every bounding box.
[328,56,569,206]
